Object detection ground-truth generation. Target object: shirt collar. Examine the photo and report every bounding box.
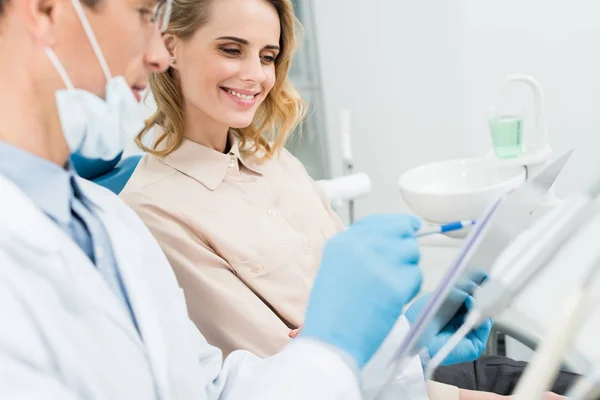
[0,142,96,225]
[160,130,263,191]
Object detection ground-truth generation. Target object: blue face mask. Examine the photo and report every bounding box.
[45,0,145,161]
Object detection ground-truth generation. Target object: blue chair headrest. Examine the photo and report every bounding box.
[71,151,143,194]
[71,152,123,180]
[92,155,143,194]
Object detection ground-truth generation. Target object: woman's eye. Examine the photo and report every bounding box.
[222,48,241,56]
[261,55,276,64]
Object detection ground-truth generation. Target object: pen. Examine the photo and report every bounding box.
[417,220,476,237]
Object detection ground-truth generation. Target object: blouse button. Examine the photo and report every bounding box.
[253,264,264,274]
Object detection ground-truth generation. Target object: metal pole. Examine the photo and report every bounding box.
[343,158,355,224]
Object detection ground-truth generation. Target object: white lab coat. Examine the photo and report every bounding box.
[0,174,428,400]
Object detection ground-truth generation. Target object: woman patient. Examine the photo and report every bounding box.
[122,0,335,357]
[119,0,566,398]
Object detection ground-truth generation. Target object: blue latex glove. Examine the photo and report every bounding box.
[405,292,493,366]
[300,214,423,369]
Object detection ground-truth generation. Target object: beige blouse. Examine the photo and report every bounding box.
[121,134,343,358]
[120,133,458,399]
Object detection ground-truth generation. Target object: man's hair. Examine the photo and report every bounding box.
[0,0,101,18]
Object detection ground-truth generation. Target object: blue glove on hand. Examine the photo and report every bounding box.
[301,214,423,368]
[405,293,493,366]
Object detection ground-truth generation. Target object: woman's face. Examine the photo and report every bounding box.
[174,0,281,130]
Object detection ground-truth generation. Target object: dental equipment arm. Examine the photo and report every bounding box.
[566,368,600,400]
[470,193,592,324]
[473,174,600,324]
[512,288,590,400]
[512,205,600,399]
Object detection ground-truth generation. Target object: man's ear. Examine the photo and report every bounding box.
[20,0,60,46]
[163,33,179,69]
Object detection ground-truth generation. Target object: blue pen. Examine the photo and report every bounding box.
[416,220,476,237]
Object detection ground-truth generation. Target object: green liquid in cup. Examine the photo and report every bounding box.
[488,115,523,159]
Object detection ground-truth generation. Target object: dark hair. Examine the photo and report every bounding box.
[0,0,101,18]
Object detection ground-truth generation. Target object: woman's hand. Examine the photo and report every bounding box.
[459,389,565,400]
[288,325,303,338]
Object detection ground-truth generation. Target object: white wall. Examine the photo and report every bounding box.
[314,0,600,220]
[313,1,469,220]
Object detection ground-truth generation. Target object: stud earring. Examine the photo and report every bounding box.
[170,58,176,64]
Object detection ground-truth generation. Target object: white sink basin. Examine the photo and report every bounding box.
[399,158,526,225]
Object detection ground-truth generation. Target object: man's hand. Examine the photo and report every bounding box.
[301,214,423,368]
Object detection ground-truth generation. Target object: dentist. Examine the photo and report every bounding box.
[0,1,428,399]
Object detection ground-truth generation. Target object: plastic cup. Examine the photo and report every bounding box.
[488,107,523,159]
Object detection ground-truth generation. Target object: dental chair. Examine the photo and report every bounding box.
[316,172,372,224]
[71,152,143,195]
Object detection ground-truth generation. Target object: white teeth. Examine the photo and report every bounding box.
[227,89,255,101]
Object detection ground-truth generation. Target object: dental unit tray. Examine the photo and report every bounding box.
[391,150,573,366]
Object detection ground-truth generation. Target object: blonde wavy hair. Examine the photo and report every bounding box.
[136,0,306,161]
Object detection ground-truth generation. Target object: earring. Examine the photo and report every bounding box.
[170,58,176,65]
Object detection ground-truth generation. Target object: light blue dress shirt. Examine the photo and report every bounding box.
[0,142,139,333]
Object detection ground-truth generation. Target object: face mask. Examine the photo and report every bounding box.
[45,0,144,161]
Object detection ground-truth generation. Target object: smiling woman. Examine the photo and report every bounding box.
[121,0,319,358]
